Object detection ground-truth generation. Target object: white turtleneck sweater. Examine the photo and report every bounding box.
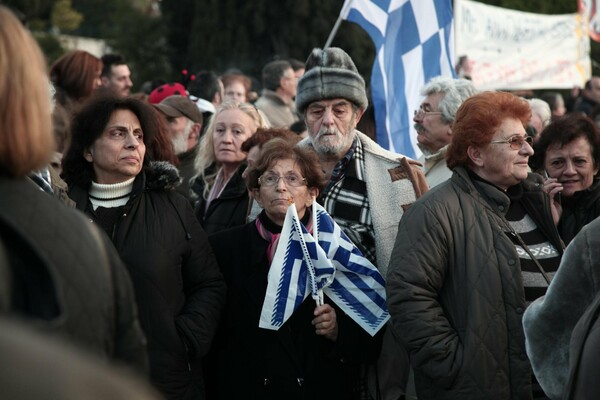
[88,177,135,210]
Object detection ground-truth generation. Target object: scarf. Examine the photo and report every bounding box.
[255,208,312,264]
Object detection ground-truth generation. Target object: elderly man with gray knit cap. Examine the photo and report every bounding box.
[296,47,429,400]
[414,76,477,187]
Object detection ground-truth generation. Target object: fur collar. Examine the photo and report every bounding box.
[144,161,181,191]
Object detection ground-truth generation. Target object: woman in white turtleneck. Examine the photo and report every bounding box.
[62,96,226,399]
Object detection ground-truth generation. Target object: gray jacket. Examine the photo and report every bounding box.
[523,216,600,399]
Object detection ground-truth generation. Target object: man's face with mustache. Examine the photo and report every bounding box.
[414,92,452,154]
[305,99,362,157]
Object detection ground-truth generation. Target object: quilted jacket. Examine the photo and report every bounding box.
[387,167,562,400]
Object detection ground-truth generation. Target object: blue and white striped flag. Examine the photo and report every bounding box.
[340,0,456,158]
[259,202,389,336]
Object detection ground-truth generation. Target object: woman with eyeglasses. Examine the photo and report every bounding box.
[386,92,563,399]
[522,114,600,399]
[207,138,381,399]
[529,113,600,245]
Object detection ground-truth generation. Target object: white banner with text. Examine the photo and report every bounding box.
[455,0,591,90]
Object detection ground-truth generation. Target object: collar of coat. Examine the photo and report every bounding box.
[139,161,181,192]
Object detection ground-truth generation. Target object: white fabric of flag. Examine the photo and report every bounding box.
[259,202,389,336]
[340,0,455,159]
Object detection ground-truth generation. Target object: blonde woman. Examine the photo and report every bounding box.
[0,5,147,371]
[191,100,269,234]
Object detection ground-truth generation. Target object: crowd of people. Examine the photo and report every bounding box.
[4,4,600,400]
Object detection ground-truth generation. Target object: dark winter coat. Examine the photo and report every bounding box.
[69,162,226,400]
[193,165,250,235]
[387,167,563,400]
[573,95,598,116]
[557,179,600,244]
[0,176,148,370]
[208,217,382,400]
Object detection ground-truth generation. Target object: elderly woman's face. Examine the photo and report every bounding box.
[213,109,256,168]
[254,158,318,226]
[544,136,598,197]
[84,109,145,184]
[471,118,533,190]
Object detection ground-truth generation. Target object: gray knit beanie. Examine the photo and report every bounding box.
[296,47,368,113]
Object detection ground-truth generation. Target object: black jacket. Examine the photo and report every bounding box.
[558,180,600,244]
[387,168,563,400]
[208,216,382,400]
[70,162,226,400]
[193,165,250,235]
[0,177,148,371]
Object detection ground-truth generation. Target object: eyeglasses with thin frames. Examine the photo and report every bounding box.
[490,135,533,150]
[414,108,442,118]
[258,172,307,187]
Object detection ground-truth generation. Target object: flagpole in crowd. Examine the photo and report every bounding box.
[323,0,353,49]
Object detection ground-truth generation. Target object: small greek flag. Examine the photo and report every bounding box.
[259,202,389,336]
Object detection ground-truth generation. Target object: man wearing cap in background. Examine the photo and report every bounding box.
[296,47,429,400]
[155,95,203,202]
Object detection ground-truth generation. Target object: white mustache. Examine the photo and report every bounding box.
[316,126,339,138]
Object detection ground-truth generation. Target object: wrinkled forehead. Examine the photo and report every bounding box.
[307,98,352,109]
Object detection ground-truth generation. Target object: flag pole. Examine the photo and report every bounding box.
[323,0,354,49]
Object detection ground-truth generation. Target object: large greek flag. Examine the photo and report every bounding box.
[340,0,455,158]
[259,202,389,336]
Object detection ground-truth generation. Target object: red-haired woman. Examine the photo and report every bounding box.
[50,50,103,115]
[386,91,563,399]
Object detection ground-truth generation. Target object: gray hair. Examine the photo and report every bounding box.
[528,98,551,129]
[421,76,478,124]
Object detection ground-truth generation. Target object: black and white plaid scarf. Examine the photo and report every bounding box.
[319,138,377,265]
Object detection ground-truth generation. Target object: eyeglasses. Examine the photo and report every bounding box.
[490,135,534,150]
[258,172,307,187]
[414,108,442,118]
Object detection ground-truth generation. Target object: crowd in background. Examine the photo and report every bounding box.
[4,3,600,399]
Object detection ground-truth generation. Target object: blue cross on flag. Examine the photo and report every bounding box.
[340,0,456,158]
[259,202,389,336]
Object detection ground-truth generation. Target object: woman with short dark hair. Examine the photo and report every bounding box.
[530,113,600,244]
[209,138,382,399]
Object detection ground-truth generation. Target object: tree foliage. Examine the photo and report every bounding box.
[160,0,374,86]
[3,0,596,90]
[51,0,82,32]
